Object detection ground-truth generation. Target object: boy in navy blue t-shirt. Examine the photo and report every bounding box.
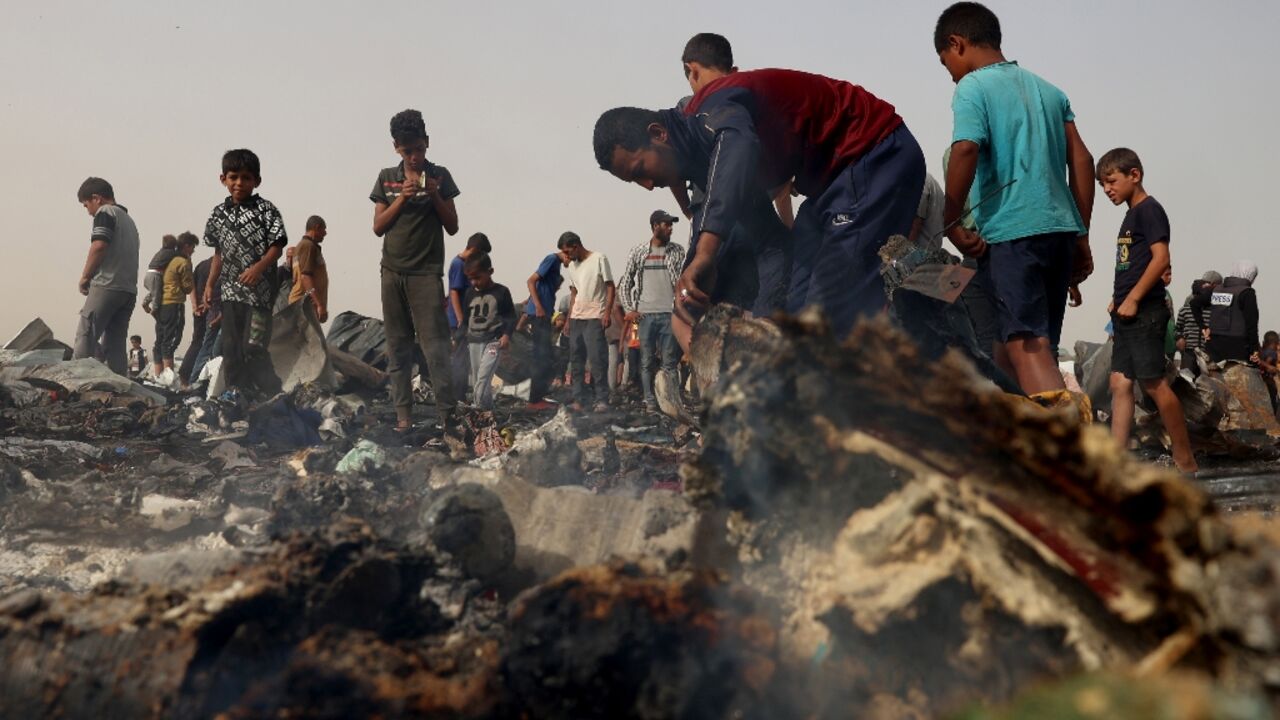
[1098,147,1197,474]
[524,247,568,408]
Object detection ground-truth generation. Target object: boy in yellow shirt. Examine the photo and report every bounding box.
[153,233,196,375]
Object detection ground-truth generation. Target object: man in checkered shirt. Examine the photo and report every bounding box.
[618,210,686,413]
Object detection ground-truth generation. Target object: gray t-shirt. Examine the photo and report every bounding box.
[90,204,140,294]
[638,244,675,314]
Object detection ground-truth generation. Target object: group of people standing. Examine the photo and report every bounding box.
[76,162,331,400]
[589,7,1258,476]
[70,3,1266,470]
[72,105,686,436]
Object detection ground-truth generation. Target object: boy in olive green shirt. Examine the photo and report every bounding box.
[370,109,461,431]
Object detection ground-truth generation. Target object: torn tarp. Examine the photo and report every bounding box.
[4,318,72,359]
[0,349,68,367]
[269,300,336,393]
[0,358,165,407]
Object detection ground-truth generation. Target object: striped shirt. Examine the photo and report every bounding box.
[618,240,685,314]
[1175,296,1210,350]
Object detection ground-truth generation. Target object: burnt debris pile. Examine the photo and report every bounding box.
[2,308,1279,718]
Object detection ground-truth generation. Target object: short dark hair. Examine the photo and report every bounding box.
[177,231,198,248]
[221,149,261,178]
[464,252,493,274]
[161,234,178,249]
[130,335,142,343]
[305,215,326,231]
[1266,330,1280,344]
[682,33,734,73]
[77,177,114,202]
[390,109,428,146]
[593,107,662,170]
[934,2,1002,53]
[466,232,492,252]
[1096,148,1144,181]
[557,231,582,249]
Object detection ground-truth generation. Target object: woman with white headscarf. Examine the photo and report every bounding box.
[1206,260,1260,362]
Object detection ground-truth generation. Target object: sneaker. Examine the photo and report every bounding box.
[644,400,659,414]
[592,401,610,413]
[526,400,555,411]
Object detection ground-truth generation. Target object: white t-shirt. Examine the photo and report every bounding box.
[916,173,945,251]
[566,252,614,319]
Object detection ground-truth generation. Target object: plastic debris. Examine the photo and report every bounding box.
[335,439,388,474]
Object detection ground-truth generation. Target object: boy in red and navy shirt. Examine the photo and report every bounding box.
[594,68,925,338]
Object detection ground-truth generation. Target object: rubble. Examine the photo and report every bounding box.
[1,304,1279,718]
[0,522,500,719]
[326,310,390,369]
[1076,339,1280,460]
[684,308,1280,715]
[1,357,165,406]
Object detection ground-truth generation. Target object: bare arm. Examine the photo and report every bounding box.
[1064,122,1095,233]
[527,273,547,317]
[564,288,577,335]
[1064,121,1095,284]
[907,217,924,244]
[239,245,282,287]
[78,240,109,294]
[433,195,459,236]
[943,141,984,257]
[372,197,409,237]
[204,250,222,305]
[601,282,616,328]
[773,183,795,229]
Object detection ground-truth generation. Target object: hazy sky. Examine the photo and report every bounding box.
[2,0,1275,351]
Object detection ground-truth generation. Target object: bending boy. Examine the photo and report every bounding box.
[595,68,924,339]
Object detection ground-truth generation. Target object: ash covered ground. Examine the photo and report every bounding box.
[2,307,1280,719]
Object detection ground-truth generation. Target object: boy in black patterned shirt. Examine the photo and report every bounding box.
[201,149,287,399]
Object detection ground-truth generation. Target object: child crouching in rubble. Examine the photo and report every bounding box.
[1099,148,1197,475]
[454,252,516,410]
[201,149,287,400]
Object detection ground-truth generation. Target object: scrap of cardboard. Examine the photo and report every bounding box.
[899,264,975,304]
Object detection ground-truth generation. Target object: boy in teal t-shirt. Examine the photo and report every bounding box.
[934,2,1095,399]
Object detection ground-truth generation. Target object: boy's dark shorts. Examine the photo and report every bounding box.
[978,232,1075,346]
[1111,297,1171,380]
